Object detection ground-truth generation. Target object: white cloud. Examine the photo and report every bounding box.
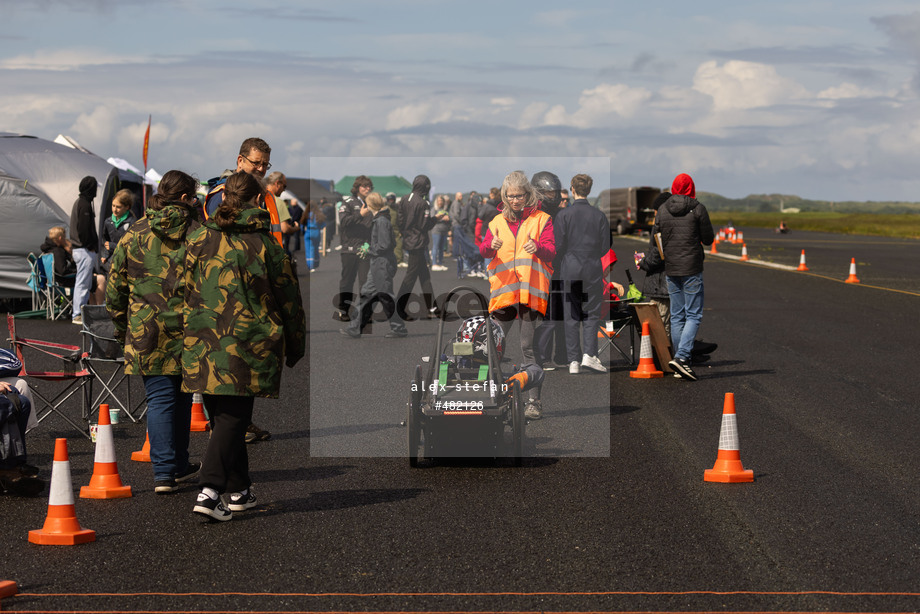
[541,83,652,127]
[0,49,157,71]
[693,60,809,111]
[817,83,883,100]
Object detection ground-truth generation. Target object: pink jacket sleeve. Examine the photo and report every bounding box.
[480,227,496,258]
[535,217,555,264]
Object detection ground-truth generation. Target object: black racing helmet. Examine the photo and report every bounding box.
[531,171,562,211]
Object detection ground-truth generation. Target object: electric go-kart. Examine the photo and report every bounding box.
[406,286,526,467]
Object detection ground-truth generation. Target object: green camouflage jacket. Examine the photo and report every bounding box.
[182,207,306,397]
[105,202,200,375]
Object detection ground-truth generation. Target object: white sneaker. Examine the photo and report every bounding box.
[581,354,607,373]
[568,361,581,374]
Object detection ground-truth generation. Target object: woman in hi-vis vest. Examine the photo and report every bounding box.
[479,171,556,420]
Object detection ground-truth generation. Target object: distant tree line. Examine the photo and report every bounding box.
[697,192,920,214]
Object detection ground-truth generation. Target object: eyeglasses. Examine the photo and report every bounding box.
[241,154,271,171]
[506,193,526,201]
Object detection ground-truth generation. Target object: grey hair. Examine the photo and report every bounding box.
[500,170,538,222]
[265,171,285,187]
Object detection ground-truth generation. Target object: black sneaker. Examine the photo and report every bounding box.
[227,488,258,511]
[175,462,201,483]
[155,479,179,494]
[332,310,351,322]
[668,358,698,381]
[193,492,232,521]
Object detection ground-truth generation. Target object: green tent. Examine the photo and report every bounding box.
[334,175,412,198]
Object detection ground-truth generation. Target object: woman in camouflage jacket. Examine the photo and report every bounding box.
[184,171,305,521]
[105,170,202,493]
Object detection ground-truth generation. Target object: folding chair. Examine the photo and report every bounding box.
[26,253,49,314]
[80,305,145,423]
[35,253,74,321]
[598,299,637,366]
[6,314,92,438]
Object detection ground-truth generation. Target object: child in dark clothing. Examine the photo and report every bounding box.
[99,189,137,275]
[340,192,408,338]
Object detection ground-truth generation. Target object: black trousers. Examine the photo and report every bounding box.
[396,248,436,318]
[200,395,254,494]
[337,252,369,315]
[534,277,567,365]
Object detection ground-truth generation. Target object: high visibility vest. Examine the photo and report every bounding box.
[204,183,284,246]
[486,210,553,314]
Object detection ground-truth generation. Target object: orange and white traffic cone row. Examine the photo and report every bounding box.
[80,404,132,499]
[704,393,754,483]
[29,438,96,545]
[630,321,663,379]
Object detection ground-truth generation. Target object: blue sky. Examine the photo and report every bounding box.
[2,0,919,201]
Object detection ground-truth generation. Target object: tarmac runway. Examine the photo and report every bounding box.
[1,228,918,613]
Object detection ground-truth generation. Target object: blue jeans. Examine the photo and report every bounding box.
[667,272,704,362]
[142,375,193,481]
[431,231,447,265]
[72,248,95,318]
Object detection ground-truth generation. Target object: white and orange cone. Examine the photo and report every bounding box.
[131,431,151,462]
[80,404,132,499]
[190,393,210,432]
[740,243,750,261]
[704,393,754,483]
[844,258,860,283]
[796,250,809,272]
[629,321,663,379]
[29,438,96,545]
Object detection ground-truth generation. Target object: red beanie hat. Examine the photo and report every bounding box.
[671,173,695,198]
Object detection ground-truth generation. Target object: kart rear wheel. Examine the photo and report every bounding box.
[511,381,524,466]
[407,365,423,467]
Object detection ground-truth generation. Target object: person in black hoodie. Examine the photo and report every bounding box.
[652,173,715,381]
[334,176,374,321]
[69,175,100,325]
[395,175,447,319]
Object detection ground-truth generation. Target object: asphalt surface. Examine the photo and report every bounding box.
[1,227,918,613]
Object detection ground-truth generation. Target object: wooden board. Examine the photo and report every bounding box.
[631,302,673,372]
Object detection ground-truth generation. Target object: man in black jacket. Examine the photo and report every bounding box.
[554,174,611,375]
[334,176,374,321]
[653,173,715,381]
[396,175,447,319]
[69,175,99,325]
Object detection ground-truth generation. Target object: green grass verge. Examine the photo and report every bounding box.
[708,212,920,239]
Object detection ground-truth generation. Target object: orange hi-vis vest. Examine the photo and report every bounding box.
[487,210,553,314]
[205,184,284,246]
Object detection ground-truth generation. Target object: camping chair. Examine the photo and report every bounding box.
[6,314,92,439]
[597,299,637,366]
[80,305,145,423]
[36,253,74,321]
[26,253,49,315]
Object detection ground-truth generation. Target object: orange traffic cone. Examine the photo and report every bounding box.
[844,258,860,283]
[190,393,210,432]
[630,321,663,379]
[710,239,718,254]
[80,404,132,499]
[740,243,749,261]
[131,431,151,462]
[796,250,809,271]
[704,393,754,483]
[0,580,17,600]
[29,439,96,545]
